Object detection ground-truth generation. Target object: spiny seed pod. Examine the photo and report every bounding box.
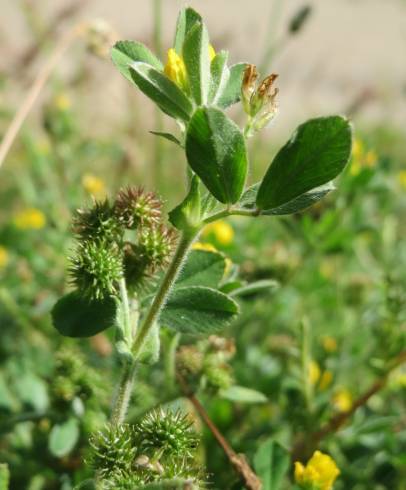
[89,424,136,477]
[73,199,123,243]
[69,241,123,300]
[135,409,198,458]
[136,225,176,273]
[176,346,204,376]
[115,187,162,230]
[204,362,233,391]
[122,242,154,290]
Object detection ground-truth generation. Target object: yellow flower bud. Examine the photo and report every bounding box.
[295,450,340,490]
[309,360,321,386]
[397,170,406,189]
[82,173,106,198]
[321,336,338,353]
[209,44,216,61]
[332,388,352,412]
[13,208,46,230]
[203,220,234,246]
[319,370,333,391]
[0,246,9,269]
[164,48,188,91]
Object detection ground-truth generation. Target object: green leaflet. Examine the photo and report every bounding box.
[51,291,117,337]
[160,286,239,334]
[256,116,352,210]
[130,62,193,122]
[186,107,248,204]
[111,40,163,82]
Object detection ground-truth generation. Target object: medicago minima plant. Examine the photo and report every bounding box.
[51,7,352,489]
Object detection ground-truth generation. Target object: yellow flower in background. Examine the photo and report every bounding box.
[332,388,353,412]
[350,138,378,176]
[192,242,218,253]
[295,450,340,490]
[203,220,234,246]
[164,49,188,91]
[322,336,338,353]
[309,360,321,386]
[14,208,46,230]
[0,246,9,268]
[36,138,51,156]
[319,370,333,391]
[82,173,106,198]
[397,170,406,190]
[54,93,71,111]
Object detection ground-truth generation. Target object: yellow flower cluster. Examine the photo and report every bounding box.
[203,220,234,246]
[350,138,377,176]
[0,246,9,269]
[82,173,106,198]
[321,336,338,353]
[164,45,216,92]
[309,360,333,391]
[295,450,340,490]
[13,208,46,230]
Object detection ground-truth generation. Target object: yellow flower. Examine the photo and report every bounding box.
[54,93,71,111]
[209,44,216,61]
[332,388,352,412]
[164,44,216,91]
[164,48,188,91]
[319,370,333,391]
[0,246,9,268]
[321,336,338,353]
[350,138,377,176]
[192,242,218,253]
[294,450,340,490]
[13,208,46,230]
[82,173,106,198]
[309,360,321,386]
[203,220,234,246]
[397,170,406,190]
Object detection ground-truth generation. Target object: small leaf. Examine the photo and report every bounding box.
[150,131,183,147]
[176,249,226,288]
[130,62,193,122]
[217,63,247,109]
[256,116,352,210]
[220,386,268,404]
[14,372,49,412]
[51,291,117,338]
[174,7,202,54]
[48,418,79,458]
[169,175,201,233]
[186,107,248,204]
[183,22,211,105]
[230,279,279,297]
[209,51,230,104]
[111,40,163,82]
[240,181,335,215]
[138,321,160,365]
[253,438,290,490]
[161,286,239,334]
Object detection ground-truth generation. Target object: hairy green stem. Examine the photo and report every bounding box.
[204,207,260,224]
[119,277,133,342]
[131,232,196,358]
[110,359,137,426]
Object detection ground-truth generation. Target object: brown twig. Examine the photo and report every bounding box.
[14,0,91,74]
[292,351,406,461]
[177,372,262,490]
[0,24,84,170]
